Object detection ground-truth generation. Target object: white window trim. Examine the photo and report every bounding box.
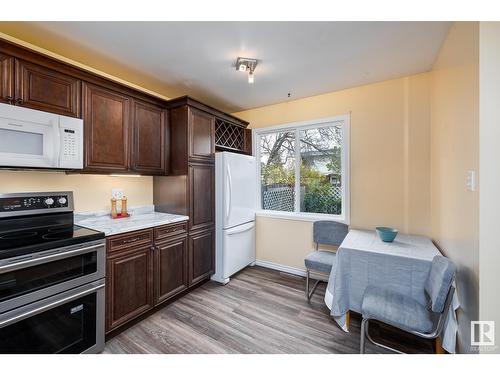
[252,114,350,225]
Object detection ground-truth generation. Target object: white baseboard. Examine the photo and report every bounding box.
[254,259,329,281]
[254,259,306,277]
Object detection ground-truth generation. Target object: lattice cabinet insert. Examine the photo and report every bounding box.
[215,118,245,152]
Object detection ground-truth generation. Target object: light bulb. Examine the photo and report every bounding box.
[248,72,255,84]
[238,64,247,72]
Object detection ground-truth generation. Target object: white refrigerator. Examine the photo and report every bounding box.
[211,152,257,284]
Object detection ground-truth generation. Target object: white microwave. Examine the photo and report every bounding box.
[0,103,83,170]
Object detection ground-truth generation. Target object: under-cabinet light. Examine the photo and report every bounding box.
[110,174,142,178]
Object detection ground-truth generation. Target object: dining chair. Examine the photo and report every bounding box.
[359,255,456,354]
[304,220,348,301]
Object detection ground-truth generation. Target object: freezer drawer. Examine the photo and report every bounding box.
[221,221,255,279]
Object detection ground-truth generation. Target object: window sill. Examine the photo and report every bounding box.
[255,210,349,224]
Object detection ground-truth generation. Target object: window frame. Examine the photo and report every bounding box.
[253,114,350,225]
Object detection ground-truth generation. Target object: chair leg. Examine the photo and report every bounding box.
[305,269,321,302]
[305,269,310,300]
[363,318,403,354]
[435,337,445,354]
[360,318,367,354]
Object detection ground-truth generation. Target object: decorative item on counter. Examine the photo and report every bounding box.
[110,196,130,219]
[121,196,129,217]
[111,198,118,218]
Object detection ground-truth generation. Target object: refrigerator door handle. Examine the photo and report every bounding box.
[226,222,254,235]
[226,163,232,222]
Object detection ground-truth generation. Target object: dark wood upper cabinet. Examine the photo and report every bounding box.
[106,245,154,332]
[15,59,81,117]
[188,228,215,285]
[131,100,167,175]
[243,128,253,155]
[0,53,14,104]
[154,235,188,304]
[188,107,215,161]
[189,162,215,232]
[83,82,130,172]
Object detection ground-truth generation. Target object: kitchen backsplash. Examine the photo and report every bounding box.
[0,170,153,212]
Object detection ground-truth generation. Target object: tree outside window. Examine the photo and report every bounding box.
[259,122,344,216]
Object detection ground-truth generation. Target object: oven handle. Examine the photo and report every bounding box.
[0,282,104,328]
[0,243,104,274]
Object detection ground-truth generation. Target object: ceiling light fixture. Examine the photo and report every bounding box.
[235,57,258,84]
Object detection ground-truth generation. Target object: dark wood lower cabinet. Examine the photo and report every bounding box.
[155,235,188,305]
[189,228,215,285]
[105,221,215,334]
[106,245,154,332]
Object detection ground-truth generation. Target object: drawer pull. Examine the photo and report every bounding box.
[123,237,141,244]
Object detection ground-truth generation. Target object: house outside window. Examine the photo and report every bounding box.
[253,115,350,223]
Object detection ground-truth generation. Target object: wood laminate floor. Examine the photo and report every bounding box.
[104,266,434,354]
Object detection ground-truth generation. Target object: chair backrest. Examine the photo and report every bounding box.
[424,255,456,313]
[313,221,348,247]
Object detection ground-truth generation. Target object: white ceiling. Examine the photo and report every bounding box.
[30,22,451,112]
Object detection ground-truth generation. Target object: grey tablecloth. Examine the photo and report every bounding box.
[324,230,459,353]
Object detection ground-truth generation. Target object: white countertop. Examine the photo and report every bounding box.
[74,205,189,236]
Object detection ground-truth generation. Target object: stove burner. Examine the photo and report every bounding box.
[42,228,73,240]
[0,231,38,240]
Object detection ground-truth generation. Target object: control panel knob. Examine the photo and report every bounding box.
[44,198,54,206]
[58,197,67,205]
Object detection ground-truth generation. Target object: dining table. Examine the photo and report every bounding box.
[324,229,459,353]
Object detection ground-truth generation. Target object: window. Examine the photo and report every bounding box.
[254,115,349,223]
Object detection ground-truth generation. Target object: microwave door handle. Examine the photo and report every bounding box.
[53,120,61,167]
[0,282,105,328]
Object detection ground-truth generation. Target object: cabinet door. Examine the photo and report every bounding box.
[131,100,166,175]
[154,235,188,304]
[15,59,81,117]
[106,246,154,332]
[0,53,14,104]
[188,107,215,161]
[83,82,130,172]
[189,228,215,285]
[243,128,252,155]
[189,163,215,232]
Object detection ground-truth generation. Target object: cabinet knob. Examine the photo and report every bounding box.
[150,246,156,251]
[15,98,23,105]
[5,96,13,105]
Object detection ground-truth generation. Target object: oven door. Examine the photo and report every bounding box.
[0,240,105,313]
[0,103,59,168]
[0,279,105,354]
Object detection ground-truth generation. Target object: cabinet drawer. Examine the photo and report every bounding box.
[107,229,153,254]
[154,222,188,241]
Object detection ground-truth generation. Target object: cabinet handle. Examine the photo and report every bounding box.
[5,96,13,105]
[15,98,23,105]
[150,246,156,251]
[123,237,140,244]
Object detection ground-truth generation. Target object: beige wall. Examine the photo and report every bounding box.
[0,31,163,212]
[0,171,153,212]
[430,22,479,354]
[234,74,432,269]
[479,22,500,353]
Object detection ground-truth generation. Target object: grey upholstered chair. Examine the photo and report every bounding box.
[359,255,456,354]
[304,221,348,301]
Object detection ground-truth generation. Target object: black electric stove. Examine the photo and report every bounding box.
[0,192,104,260]
[0,191,106,354]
